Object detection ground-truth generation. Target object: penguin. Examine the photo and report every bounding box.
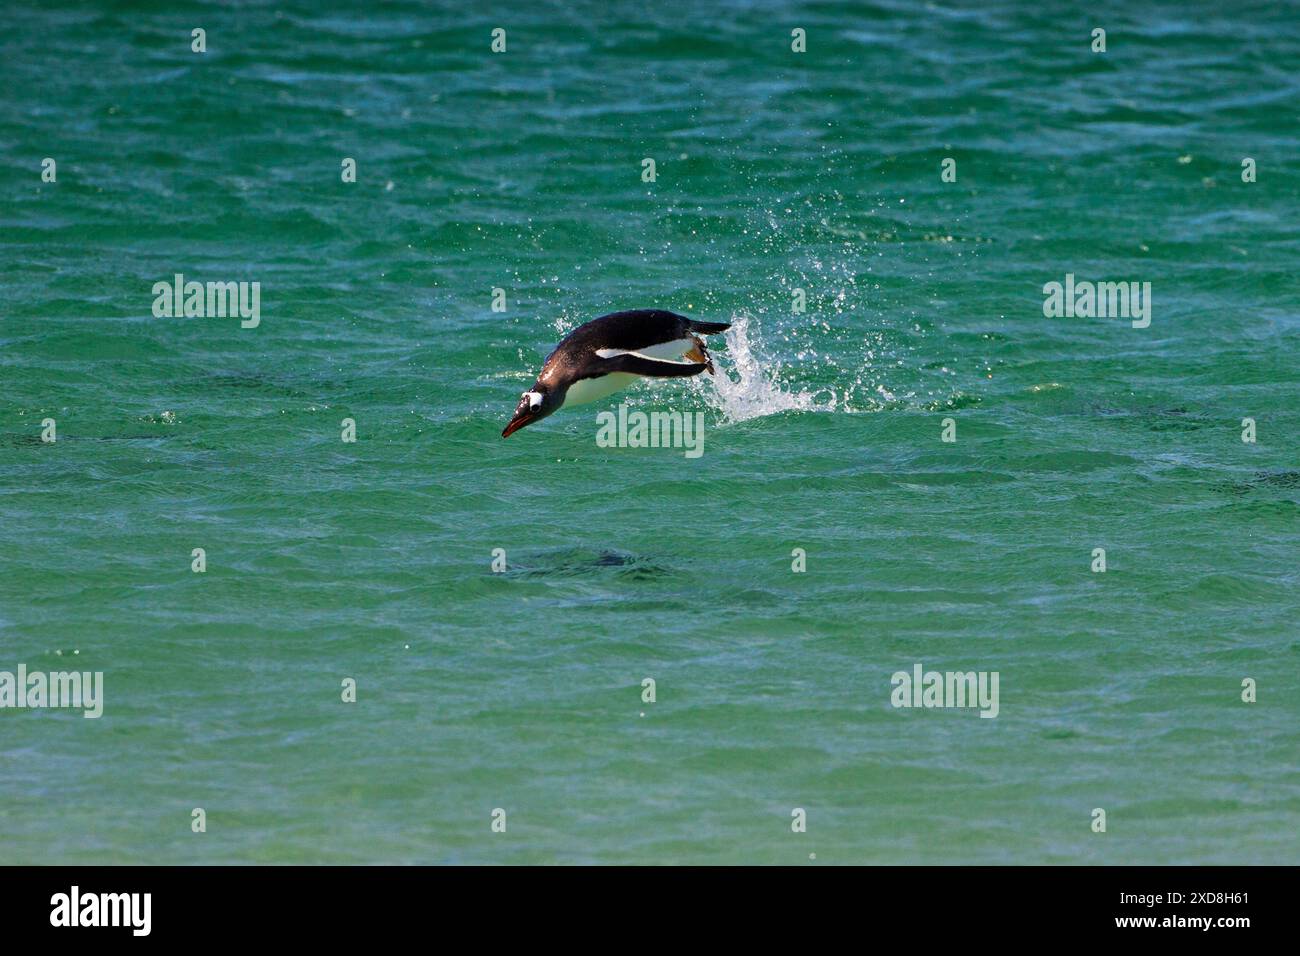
[502,309,731,438]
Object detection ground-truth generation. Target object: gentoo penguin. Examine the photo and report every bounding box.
[502,309,731,437]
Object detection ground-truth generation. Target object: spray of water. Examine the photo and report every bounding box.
[696,314,839,424]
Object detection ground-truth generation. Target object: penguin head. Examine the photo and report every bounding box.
[502,384,557,437]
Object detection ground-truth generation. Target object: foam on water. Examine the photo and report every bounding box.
[699,314,839,424]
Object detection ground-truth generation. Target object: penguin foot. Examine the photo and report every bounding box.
[685,335,714,374]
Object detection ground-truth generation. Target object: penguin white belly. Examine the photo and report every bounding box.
[562,372,640,407]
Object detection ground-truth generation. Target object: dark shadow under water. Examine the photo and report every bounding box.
[503,547,673,581]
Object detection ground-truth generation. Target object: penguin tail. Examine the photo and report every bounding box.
[685,318,731,335]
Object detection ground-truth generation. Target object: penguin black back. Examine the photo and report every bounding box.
[547,310,731,363]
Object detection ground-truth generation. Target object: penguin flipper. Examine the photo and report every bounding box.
[606,355,709,378]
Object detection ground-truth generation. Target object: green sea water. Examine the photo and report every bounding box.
[2,0,1298,864]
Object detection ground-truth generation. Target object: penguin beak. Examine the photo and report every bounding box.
[504,389,548,437]
[502,407,537,438]
[496,395,538,437]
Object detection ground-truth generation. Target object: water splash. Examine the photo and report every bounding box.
[698,314,839,424]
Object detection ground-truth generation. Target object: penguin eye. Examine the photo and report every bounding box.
[526,391,543,411]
